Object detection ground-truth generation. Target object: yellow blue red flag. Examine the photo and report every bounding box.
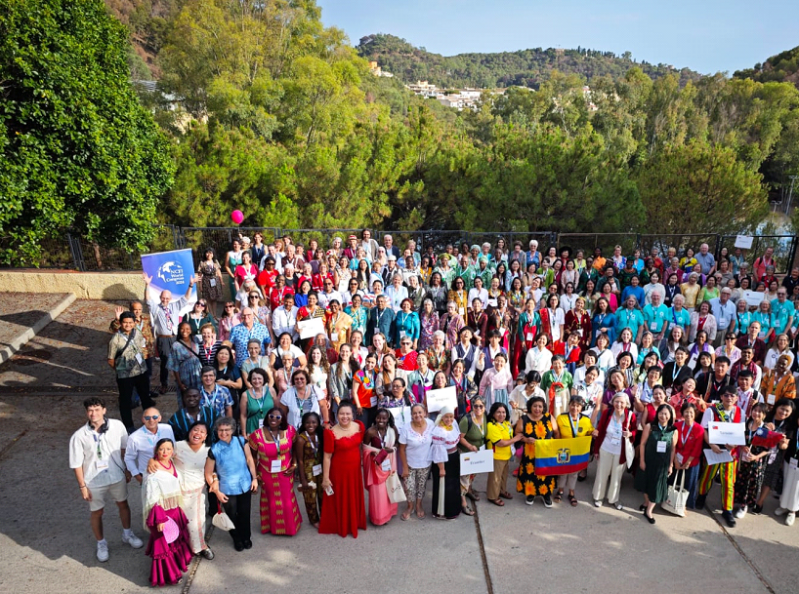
[534,436,592,476]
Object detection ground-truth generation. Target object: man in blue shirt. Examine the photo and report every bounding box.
[229,308,270,367]
[709,288,737,347]
[771,288,795,336]
[695,243,716,276]
[199,367,233,417]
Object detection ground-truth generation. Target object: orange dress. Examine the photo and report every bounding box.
[319,421,367,538]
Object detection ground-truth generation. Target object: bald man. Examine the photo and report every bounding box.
[143,272,196,394]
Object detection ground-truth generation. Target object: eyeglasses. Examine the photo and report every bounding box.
[143,415,160,421]
[473,405,485,409]
[249,295,259,299]
[267,414,283,419]
[225,305,234,309]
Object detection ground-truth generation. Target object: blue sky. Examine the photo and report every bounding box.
[316,0,799,75]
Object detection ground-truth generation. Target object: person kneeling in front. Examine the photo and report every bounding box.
[69,397,144,562]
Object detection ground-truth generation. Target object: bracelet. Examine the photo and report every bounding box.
[79,485,87,489]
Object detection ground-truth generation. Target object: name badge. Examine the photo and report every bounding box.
[526,333,534,342]
[675,453,684,465]
[767,394,776,405]
[458,307,465,316]
[381,458,391,472]
[270,459,282,473]
[370,396,378,407]
[258,418,264,429]
[135,353,144,365]
[330,332,338,342]
[656,441,667,453]
[650,322,658,331]
[312,464,322,476]
[96,459,109,471]
[209,278,217,287]
[399,330,407,338]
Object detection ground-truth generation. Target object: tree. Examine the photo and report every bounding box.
[0,0,174,265]
[635,140,768,235]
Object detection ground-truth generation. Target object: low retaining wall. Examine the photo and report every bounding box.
[0,270,234,301]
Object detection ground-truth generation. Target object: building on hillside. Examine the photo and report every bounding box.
[407,80,438,97]
[368,61,394,78]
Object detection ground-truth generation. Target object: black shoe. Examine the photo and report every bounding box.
[695,494,706,510]
[644,512,656,525]
[543,494,553,508]
[639,504,647,512]
[751,504,763,515]
[577,472,588,482]
[234,541,244,552]
[722,511,736,528]
[243,539,252,550]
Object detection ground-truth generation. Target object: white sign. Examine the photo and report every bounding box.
[708,421,746,446]
[704,448,734,466]
[389,406,413,430]
[425,386,458,413]
[741,290,764,307]
[298,317,325,340]
[734,235,754,250]
[460,449,495,475]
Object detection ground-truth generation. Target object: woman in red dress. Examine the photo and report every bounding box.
[320,401,367,538]
[564,296,592,350]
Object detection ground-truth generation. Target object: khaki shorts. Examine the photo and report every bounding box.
[88,480,128,512]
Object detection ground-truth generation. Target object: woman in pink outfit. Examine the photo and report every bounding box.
[362,409,399,525]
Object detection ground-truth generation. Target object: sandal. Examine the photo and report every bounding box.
[569,493,578,507]
[461,504,475,516]
[577,471,588,482]
[466,489,480,502]
[416,509,426,519]
[401,509,412,521]
[500,491,513,500]
[488,498,505,507]
[554,491,563,503]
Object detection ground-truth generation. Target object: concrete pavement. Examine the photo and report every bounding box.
[1,299,798,594]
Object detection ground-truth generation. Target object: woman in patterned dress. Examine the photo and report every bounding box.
[294,412,324,528]
[247,407,302,536]
[197,248,223,318]
[516,396,561,507]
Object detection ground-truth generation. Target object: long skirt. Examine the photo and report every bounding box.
[182,486,208,554]
[259,471,302,535]
[432,449,462,519]
[145,505,193,587]
[779,460,799,513]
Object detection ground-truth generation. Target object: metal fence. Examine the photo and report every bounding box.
[6,227,798,275]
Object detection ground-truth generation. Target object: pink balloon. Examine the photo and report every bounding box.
[231,210,244,225]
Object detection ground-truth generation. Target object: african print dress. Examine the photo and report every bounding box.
[248,426,302,535]
[516,414,558,497]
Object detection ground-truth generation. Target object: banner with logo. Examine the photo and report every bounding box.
[533,436,592,476]
[141,249,197,305]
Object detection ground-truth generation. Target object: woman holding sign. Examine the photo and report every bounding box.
[635,404,677,524]
[430,406,470,520]
[516,396,561,507]
[459,396,487,513]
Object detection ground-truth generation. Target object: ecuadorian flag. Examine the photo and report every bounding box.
[534,436,592,476]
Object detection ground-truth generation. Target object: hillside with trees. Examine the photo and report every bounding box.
[2,0,798,266]
[357,33,702,89]
[735,46,799,89]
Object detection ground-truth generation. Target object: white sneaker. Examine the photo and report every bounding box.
[594,500,602,508]
[775,507,788,516]
[787,512,796,527]
[734,506,747,519]
[122,531,144,549]
[614,502,624,511]
[96,540,109,562]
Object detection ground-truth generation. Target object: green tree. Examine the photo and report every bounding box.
[635,140,768,235]
[0,0,174,265]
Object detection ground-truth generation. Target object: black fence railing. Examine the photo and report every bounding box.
[6,228,799,276]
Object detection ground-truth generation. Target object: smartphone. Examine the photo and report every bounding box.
[325,484,334,496]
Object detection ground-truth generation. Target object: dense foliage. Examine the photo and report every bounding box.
[735,46,799,89]
[0,0,174,265]
[357,34,702,90]
[2,0,798,266]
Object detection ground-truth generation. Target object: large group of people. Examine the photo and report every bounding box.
[84,231,799,585]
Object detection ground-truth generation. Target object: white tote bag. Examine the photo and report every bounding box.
[212,504,236,531]
[386,472,407,504]
[661,469,688,517]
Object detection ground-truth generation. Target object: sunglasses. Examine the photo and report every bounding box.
[267,413,283,419]
[473,405,485,409]
[225,305,234,309]
[143,415,160,421]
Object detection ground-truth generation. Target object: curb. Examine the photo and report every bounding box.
[0,292,76,366]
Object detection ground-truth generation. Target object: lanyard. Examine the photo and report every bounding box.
[672,364,682,383]
[92,433,104,459]
[680,422,693,446]
[568,415,579,437]
[304,431,318,455]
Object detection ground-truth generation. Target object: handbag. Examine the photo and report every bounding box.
[212,503,236,531]
[386,472,407,504]
[662,468,688,517]
[623,413,635,469]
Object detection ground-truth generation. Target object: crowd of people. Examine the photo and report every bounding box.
[76,231,799,585]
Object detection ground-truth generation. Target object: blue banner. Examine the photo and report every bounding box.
[141,249,197,300]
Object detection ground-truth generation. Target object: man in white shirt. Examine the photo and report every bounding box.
[124,407,175,526]
[709,288,736,348]
[69,398,143,562]
[272,292,299,342]
[317,279,343,309]
[143,272,196,394]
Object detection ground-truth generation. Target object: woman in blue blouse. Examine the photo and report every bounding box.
[393,298,421,349]
[591,297,616,347]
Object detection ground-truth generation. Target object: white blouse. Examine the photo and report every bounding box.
[430,425,461,464]
[399,419,435,469]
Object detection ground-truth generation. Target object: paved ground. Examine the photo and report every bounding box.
[0,298,797,594]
